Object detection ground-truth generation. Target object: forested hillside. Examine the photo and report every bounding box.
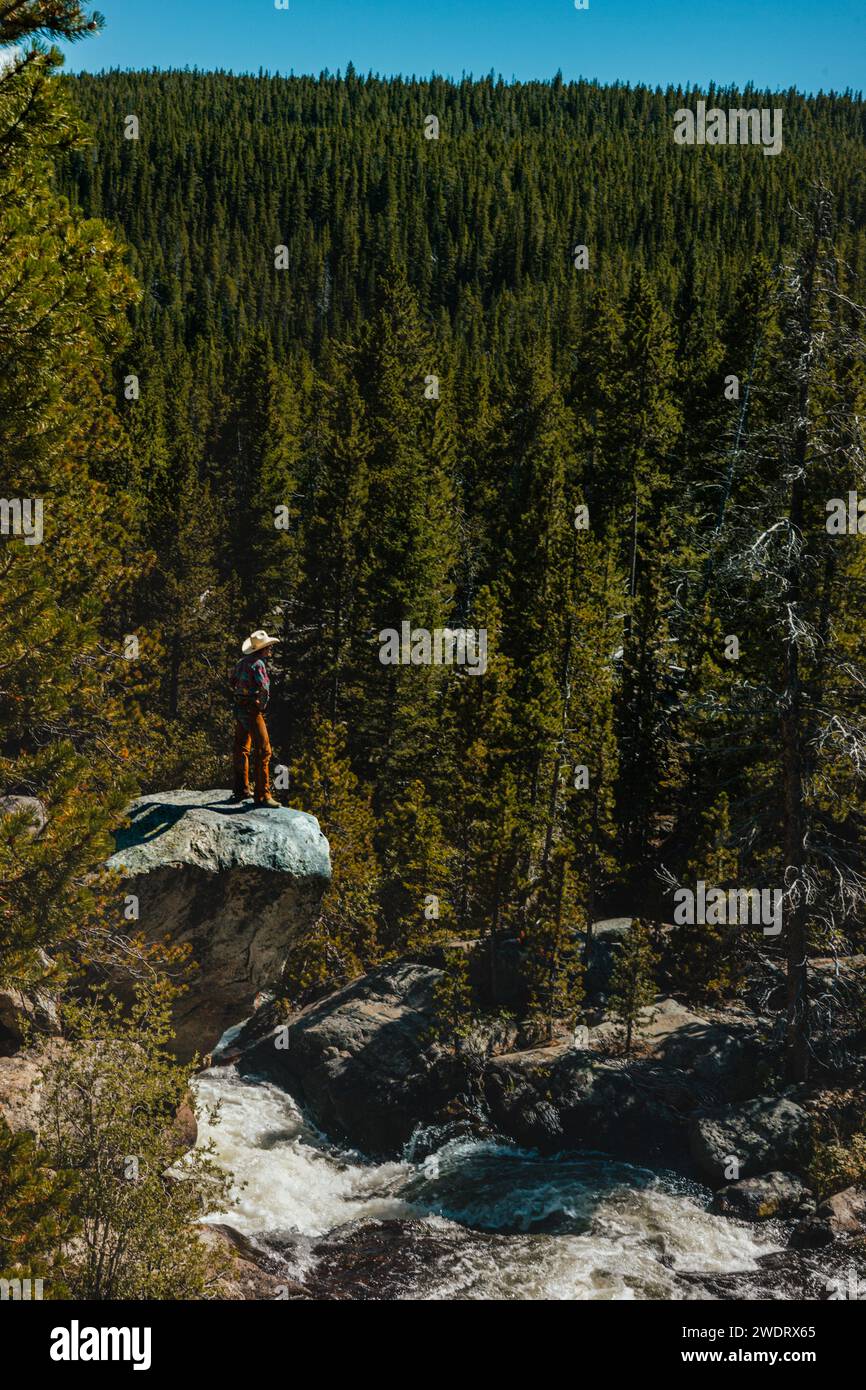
[48,69,866,1068]
[61,70,866,355]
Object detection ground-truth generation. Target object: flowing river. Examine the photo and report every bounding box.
[193,1065,783,1300]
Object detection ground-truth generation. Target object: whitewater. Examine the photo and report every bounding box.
[193,1064,781,1300]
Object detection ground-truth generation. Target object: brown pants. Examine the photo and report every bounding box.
[233,711,272,801]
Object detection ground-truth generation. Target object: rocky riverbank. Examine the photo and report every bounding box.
[206,944,864,1299]
[5,789,863,1301]
[192,1064,866,1301]
[203,1215,866,1301]
[232,954,809,1182]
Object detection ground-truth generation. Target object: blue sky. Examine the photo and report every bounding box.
[59,0,865,95]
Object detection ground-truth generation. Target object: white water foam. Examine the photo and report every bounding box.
[195,1067,412,1237]
[193,1065,781,1300]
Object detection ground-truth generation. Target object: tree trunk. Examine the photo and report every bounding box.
[782,743,809,1082]
[782,463,809,1083]
[781,212,820,1084]
[168,632,181,719]
[489,848,508,1004]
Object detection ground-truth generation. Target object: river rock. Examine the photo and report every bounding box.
[681,1244,866,1300]
[711,1171,815,1221]
[654,1011,763,1097]
[689,1096,811,1183]
[106,789,331,1059]
[198,1224,308,1299]
[261,1219,506,1301]
[484,1046,690,1166]
[484,998,765,1167]
[789,1185,866,1248]
[238,959,469,1155]
[169,1094,199,1153]
[819,1185,866,1233]
[238,958,771,1170]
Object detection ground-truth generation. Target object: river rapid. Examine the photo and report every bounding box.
[193,1064,783,1301]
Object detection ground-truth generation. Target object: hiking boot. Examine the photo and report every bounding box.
[229,790,252,804]
[254,795,280,809]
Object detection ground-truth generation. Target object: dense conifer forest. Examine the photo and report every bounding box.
[49,66,866,1060]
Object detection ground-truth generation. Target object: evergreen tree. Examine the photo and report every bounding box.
[286,717,381,995]
[0,1121,77,1295]
[380,778,452,952]
[217,333,304,630]
[702,192,866,1080]
[607,920,658,1056]
[0,1,146,990]
[286,350,371,735]
[350,267,458,804]
[443,587,522,998]
[39,982,232,1300]
[431,947,473,1054]
[524,851,585,1044]
[674,792,743,1003]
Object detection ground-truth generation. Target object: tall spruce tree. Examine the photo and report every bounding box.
[608,920,658,1056]
[700,192,866,1081]
[0,1,145,989]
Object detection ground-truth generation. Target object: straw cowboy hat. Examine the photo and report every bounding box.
[241,629,281,654]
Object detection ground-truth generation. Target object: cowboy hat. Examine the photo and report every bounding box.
[242,629,281,654]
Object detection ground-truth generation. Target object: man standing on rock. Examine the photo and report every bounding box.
[230,630,280,808]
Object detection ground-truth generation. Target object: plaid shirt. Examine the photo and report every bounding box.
[230,653,270,714]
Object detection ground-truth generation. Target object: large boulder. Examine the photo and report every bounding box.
[484,1046,691,1166]
[711,1171,815,1221]
[818,1185,866,1234]
[653,1010,765,1100]
[198,1224,308,1300]
[238,959,468,1155]
[680,1244,866,1300]
[485,1001,772,1170]
[689,1096,811,1183]
[236,966,772,1171]
[106,790,330,1059]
